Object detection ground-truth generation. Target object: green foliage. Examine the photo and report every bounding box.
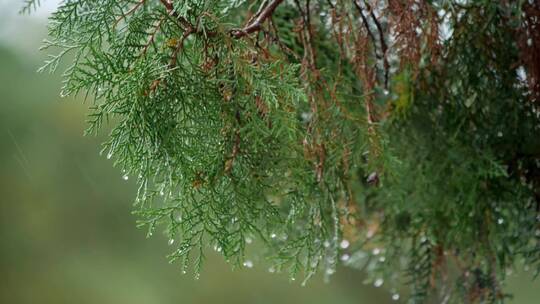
[30,0,540,302]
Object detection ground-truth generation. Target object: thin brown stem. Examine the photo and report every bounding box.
[113,0,146,29]
[159,0,196,31]
[231,0,284,38]
[140,15,166,57]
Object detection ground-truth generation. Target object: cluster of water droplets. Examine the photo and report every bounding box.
[121,169,129,181]
[241,259,254,268]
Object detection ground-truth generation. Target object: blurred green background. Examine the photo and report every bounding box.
[0,1,538,303]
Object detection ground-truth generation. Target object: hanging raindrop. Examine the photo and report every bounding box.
[168,239,174,245]
[392,293,400,301]
[243,260,253,268]
[122,175,129,181]
[374,278,384,287]
[340,254,350,262]
[339,239,350,249]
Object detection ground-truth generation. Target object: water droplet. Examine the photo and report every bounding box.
[392,293,400,301]
[245,237,253,244]
[270,233,277,239]
[325,268,335,275]
[374,278,384,287]
[497,131,503,137]
[323,240,331,248]
[122,175,129,180]
[340,254,350,262]
[379,256,386,263]
[366,172,378,184]
[168,239,174,245]
[497,218,504,225]
[339,239,350,249]
[106,151,113,159]
[383,89,390,96]
[243,260,253,268]
[159,189,165,196]
[372,248,381,255]
[290,277,296,281]
[420,236,428,243]
[268,266,275,273]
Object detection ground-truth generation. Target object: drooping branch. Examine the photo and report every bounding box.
[354,0,389,89]
[352,0,380,59]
